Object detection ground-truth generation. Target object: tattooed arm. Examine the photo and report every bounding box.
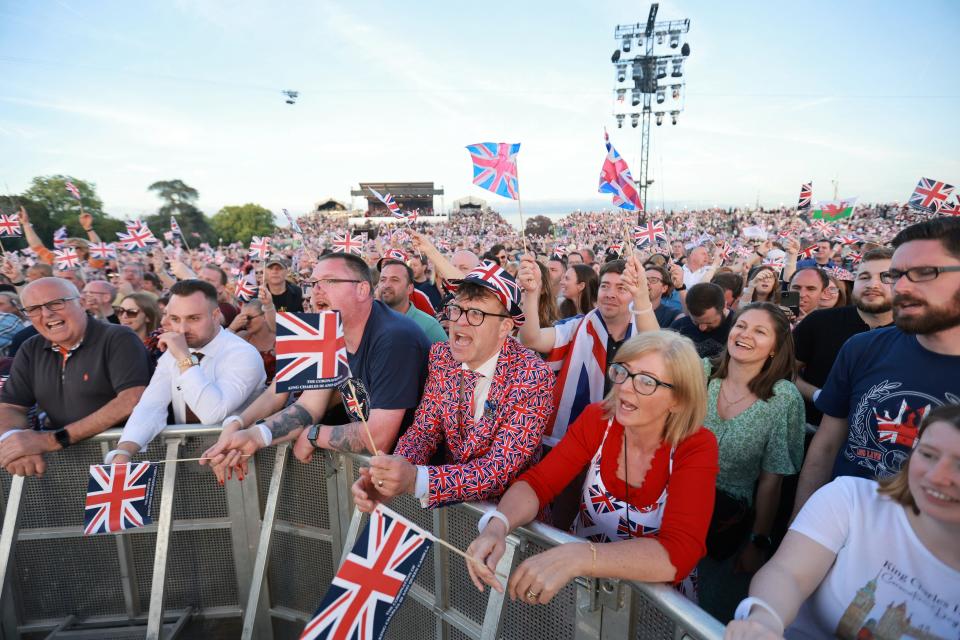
[291,408,407,465]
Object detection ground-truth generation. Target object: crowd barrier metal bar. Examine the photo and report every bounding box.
[146,438,184,640]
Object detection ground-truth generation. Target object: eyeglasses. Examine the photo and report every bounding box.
[302,278,362,289]
[646,277,663,285]
[607,363,674,396]
[20,296,79,317]
[114,307,141,319]
[880,266,960,284]
[444,303,511,327]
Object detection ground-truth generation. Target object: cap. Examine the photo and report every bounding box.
[376,248,407,271]
[265,255,288,269]
[448,260,524,326]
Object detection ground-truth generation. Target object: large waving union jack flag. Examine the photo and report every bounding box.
[599,130,643,211]
[332,230,366,256]
[275,311,352,393]
[249,236,271,261]
[84,462,158,535]
[909,177,955,214]
[88,242,117,260]
[300,504,433,640]
[633,221,668,247]
[465,142,520,200]
[0,214,22,237]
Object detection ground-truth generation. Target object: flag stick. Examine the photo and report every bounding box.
[516,197,530,256]
[347,379,381,456]
[104,455,253,466]
[174,215,191,252]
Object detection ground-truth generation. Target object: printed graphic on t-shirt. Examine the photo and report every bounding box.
[844,381,956,478]
[339,378,370,422]
[835,560,959,639]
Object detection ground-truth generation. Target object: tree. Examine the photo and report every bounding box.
[525,215,554,237]
[146,179,214,244]
[14,175,124,245]
[210,203,275,245]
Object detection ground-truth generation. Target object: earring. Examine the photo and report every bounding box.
[769,352,775,358]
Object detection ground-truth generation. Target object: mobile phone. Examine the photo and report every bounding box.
[781,290,800,315]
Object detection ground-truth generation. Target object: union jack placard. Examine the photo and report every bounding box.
[0,214,22,237]
[88,242,117,260]
[633,221,668,247]
[908,177,954,214]
[275,311,351,392]
[797,181,812,211]
[84,462,158,535]
[300,504,434,640]
[54,247,81,269]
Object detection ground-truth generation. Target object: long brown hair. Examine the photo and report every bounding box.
[878,404,960,514]
[710,302,795,401]
[535,262,560,327]
[120,292,161,334]
[750,266,782,304]
[558,264,599,318]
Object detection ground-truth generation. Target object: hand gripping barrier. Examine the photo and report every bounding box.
[0,427,724,640]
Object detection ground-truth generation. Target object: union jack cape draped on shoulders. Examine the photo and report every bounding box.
[275,311,351,393]
[84,462,158,535]
[300,504,433,640]
[465,142,520,200]
[599,129,643,212]
[543,309,637,446]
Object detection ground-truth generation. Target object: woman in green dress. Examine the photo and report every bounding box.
[698,301,805,621]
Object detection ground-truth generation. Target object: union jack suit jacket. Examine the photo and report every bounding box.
[393,336,555,508]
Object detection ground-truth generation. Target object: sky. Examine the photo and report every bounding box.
[1,0,958,225]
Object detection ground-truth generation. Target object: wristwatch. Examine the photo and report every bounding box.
[53,428,72,449]
[177,354,200,370]
[750,533,773,550]
[307,424,321,448]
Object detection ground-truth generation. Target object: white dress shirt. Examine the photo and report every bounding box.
[682,263,711,288]
[119,327,266,450]
[414,348,501,501]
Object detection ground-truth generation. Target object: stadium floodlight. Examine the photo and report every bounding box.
[669,29,680,48]
[681,42,691,57]
[671,58,683,78]
[656,60,667,79]
[616,114,625,129]
[617,63,627,82]
[631,113,640,128]
[631,59,644,80]
[617,88,627,102]
[631,88,641,106]
[657,32,664,45]
[655,111,664,126]
[671,84,681,99]
[656,87,665,104]
[670,110,679,125]
[622,35,632,52]
[611,49,621,63]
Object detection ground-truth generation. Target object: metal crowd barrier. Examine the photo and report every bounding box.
[0,426,724,640]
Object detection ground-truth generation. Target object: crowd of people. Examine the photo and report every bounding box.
[0,201,957,639]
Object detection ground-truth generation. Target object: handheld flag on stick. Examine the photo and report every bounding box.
[84,462,158,535]
[0,214,22,237]
[908,177,954,214]
[283,208,304,234]
[88,242,117,260]
[332,230,366,256]
[54,247,81,269]
[811,198,857,221]
[248,236,271,261]
[274,311,351,393]
[170,215,191,250]
[368,187,406,220]
[599,130,643,212]
[234,274,258,302]
[797,181,812,211]
[941,199,959,216]
[633,221,668,248]
[53,226,68,249]
[465,142,520,200]
[65,181,82,201]
[117,226,157,251]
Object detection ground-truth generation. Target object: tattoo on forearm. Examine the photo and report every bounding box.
[265,404,314,437]
[327,421,373,454]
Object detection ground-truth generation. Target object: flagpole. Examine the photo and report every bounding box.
[347,379,382,456]
[174,215,191,252]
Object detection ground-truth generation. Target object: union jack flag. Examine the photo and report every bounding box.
[275,311,351,393]
[941,199,959,216]
[466,142,520,200]
[847,251,863,264]
[718,243,734,261]
[797,181,812,211]
[117,226,157,251]
[382,248,407,263]
[249,236,271,261]
[762,256,785,272]
[84,462,158,535]
[734,245,754,259]
[170,216,182,237]
[588,485,621,514]
[874,399,927,448]
[833,235,861,246]
[616,514,657,538]
[607,242,623,256]
[810,220,832,234]
[300,504,433,640]
[53,226,68,249]
[88,242,117,260]
[235,275,257,302]
[54,247,81,269]
[633,221,668,247]
[826,265,855,281]
[65,180,81,200]
[908,177,955,214]
[283,208,304,234]
[598,130,643,211]
[332,230,366,256]
[0,214,22,237]
[368,187,404,217]
[798,244,818,259]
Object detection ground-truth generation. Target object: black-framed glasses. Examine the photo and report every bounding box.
[445,303,511,327]
[302,278,362,289]
[608,363,674,396]
[20,296,79,317]
[880,266,960,284]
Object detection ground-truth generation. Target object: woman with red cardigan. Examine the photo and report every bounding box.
[467,330,718,604]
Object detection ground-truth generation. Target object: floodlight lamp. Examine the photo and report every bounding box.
[616,88,627,102]
[681,42,691,57]
[631,113,640,128]
[616,63,627,82]
[670,110,679,125]
[655,112,664,126]
[656,88,665,104]
[671,84,681,99]
[669,31,680,49]
[671,59,683,78]
[611,49,621,63]
[656,60,667,79]
[657,32,664,45]
[631,88,641,106]
[622,36,631,52]
[616,114,625,129]
[631,60,644,80]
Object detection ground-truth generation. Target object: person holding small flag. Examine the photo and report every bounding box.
[352,262,554,510]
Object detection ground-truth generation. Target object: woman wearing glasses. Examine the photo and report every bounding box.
[116,293,162,363]
[466,330,718,604]
[697,302,805,621]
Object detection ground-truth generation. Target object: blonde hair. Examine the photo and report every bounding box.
[601,330,708,446]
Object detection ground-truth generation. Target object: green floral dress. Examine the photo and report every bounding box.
[702,359,805,505]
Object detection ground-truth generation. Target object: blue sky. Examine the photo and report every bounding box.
[1,0,958,222]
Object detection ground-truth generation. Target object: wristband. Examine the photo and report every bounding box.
[627,301,654,316]
[255,421,273,447]
[0,429,25,443]
[477,509,511,534]
[812,388,822,403]
[222,415,244,430]
[734,597,785,637]
[104,449,130,465]
[10,280,24,286]
[82,227,93,232]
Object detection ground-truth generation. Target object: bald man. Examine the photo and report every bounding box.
[0,278,152,477]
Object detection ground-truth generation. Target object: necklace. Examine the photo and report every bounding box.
[719,379,751,406]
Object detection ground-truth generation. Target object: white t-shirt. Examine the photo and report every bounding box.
[786,477,960,640]
[682,264,711,288]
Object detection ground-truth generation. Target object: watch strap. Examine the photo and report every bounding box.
[307,424,321,447]
[54,428,72,449]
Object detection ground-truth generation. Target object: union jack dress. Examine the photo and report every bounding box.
[571,420,697,600]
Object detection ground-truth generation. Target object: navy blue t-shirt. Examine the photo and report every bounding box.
[331,300,431,436]
[816,326,960,480]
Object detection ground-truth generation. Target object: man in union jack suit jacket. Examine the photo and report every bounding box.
[352,261,555,510]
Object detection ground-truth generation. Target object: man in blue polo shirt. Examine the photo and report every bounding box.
[792,217,960,517]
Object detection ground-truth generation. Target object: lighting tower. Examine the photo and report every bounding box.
[610,4,690,217]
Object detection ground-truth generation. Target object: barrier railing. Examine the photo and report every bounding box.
[0,427,724,640]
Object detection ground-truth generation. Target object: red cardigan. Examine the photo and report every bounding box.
[519,402,718,581]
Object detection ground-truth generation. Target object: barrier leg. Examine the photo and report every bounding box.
[0,474,24,624]
[240,443,289,640]
[146,438,184,640]
[478,535,518,640]
[432,508,450,640]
